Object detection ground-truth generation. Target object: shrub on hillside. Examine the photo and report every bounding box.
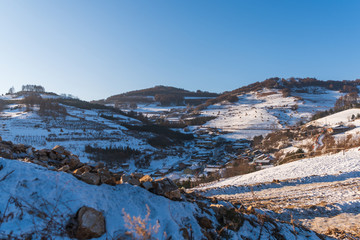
[85,145,140,167]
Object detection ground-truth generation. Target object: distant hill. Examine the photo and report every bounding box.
[106,85,218,100]
[196,77,360,110]
[95,85,219,107]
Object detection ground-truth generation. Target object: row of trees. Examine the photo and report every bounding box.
[21,95,67,116]
[312,92,359,120]
[21,84,45,92]
[154,94,184,106]
[7,85,46,94]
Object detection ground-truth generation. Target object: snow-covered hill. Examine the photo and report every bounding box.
[0,156,330,239]
[0,94,197,177]
[310,108,360,127]
[200,87,342,140]
[194,148,360,238]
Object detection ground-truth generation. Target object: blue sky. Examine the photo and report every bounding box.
[0,1,359,100]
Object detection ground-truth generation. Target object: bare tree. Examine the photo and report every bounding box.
[8,86,15,95]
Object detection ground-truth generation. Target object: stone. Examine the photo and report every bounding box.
[139,175,153,183]
[120,174,131,183]
[39,156,49,162]
[164,189,182,200]
[127,177,141,186]
[52,145,65,154]
[14,144,27,153]
[32,159,48,168]
[0,143,14,159]
[64,150,71,156]
[141,181,154,190]
[49,151,57,160]
[69,206,106,239]
[197,217,213,229]
[37,149,49,156]
[98,169,116,185]
[79,172,100,185]
[131,172,144,179]
[62,155,81,170]
[58,165,70,172]
[153,178,178,195]
[73,165,92,175]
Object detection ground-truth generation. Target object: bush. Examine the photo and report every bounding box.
[122,205,160,240]
[85,145,140,167]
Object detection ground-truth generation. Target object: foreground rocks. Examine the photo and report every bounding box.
[67,206,106,239]
[0,139,332,240]
[0,141,182,201]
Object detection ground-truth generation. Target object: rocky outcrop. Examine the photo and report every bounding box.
[0,139,183,201]
[67,206,106,239]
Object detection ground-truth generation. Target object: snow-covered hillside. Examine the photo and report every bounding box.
[0,103,149,161]
[0,157,327,239]
[199,87,342,140]
[0,97,196,176]
[194,148,360,238]
[310,108,360,127]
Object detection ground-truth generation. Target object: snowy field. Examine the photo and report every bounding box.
[194,148,360,237]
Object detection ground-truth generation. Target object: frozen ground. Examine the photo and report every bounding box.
[194,148,360,237]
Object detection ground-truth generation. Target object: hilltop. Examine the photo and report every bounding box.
[93,85,219,109]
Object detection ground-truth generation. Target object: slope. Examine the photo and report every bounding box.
[194,148,360,238]
[0,157,329,239]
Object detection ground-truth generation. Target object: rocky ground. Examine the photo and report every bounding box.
[0,138,332,239]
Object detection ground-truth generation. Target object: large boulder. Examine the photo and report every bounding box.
[97,168,116,185]
[153,178,178,195]
[67,206,106,239]
[152,178,182,200]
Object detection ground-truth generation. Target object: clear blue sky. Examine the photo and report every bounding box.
[0,0,359,100]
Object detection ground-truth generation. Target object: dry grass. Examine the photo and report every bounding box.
[122,205,160,240]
